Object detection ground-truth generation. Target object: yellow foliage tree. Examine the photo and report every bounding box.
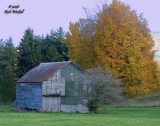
[94,0,159,96]
[64,0,160,96]
[64,19,96,69]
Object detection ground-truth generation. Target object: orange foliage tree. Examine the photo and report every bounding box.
[95,1,159,96]
[64,18,96,69]
[64,0,160,96]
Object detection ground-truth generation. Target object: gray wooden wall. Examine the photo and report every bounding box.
[41,70,65,112]
[42,96,60,112]
[42,69,65,96]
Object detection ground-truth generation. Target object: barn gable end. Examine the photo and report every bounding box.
[41,69,65,112]
[60,63,88,113]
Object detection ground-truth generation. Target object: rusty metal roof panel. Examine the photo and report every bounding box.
[16,61,71,83]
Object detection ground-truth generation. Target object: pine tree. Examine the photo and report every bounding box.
[0,40,5,80]
[4,37,17,74]
[0,64,15,103]
[17,27,68,78]
[51,27,68,61]
[17,28,41,77]
[0,38,17,81]
[41,27,68,62]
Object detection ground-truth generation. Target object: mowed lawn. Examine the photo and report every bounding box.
[0,106,160,126]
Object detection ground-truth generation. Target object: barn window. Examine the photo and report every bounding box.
[70,73,75,81]
[20,84,25,86]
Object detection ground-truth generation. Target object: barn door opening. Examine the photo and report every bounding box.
[42,96,61,112]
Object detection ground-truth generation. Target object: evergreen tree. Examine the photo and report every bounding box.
[41,27,68,62]
[4,37,17,73]
[50,27,68,61]
[0,38,17,81]
[17,27,68,78]
[17,28,41,77]
[0,64,16,103]
[0,39,5,80]
[51,27,64,40]
[41,34,62,62]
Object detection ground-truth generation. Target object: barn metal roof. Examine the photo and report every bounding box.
[16,61,72,83]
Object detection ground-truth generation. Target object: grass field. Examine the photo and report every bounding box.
[0,105,160,126]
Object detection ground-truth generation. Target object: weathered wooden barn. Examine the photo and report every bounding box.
[16,61,88,113]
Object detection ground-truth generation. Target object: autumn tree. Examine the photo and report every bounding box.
[94,1,159,96]
[64,18,96,69]
[65,0,160,96]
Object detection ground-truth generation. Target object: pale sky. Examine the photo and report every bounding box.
[0,0,160,46]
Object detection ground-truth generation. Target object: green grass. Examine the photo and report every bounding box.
[1,106,160,126]
[0,105,14,112]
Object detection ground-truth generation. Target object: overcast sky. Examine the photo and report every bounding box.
[0,0,160,46]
